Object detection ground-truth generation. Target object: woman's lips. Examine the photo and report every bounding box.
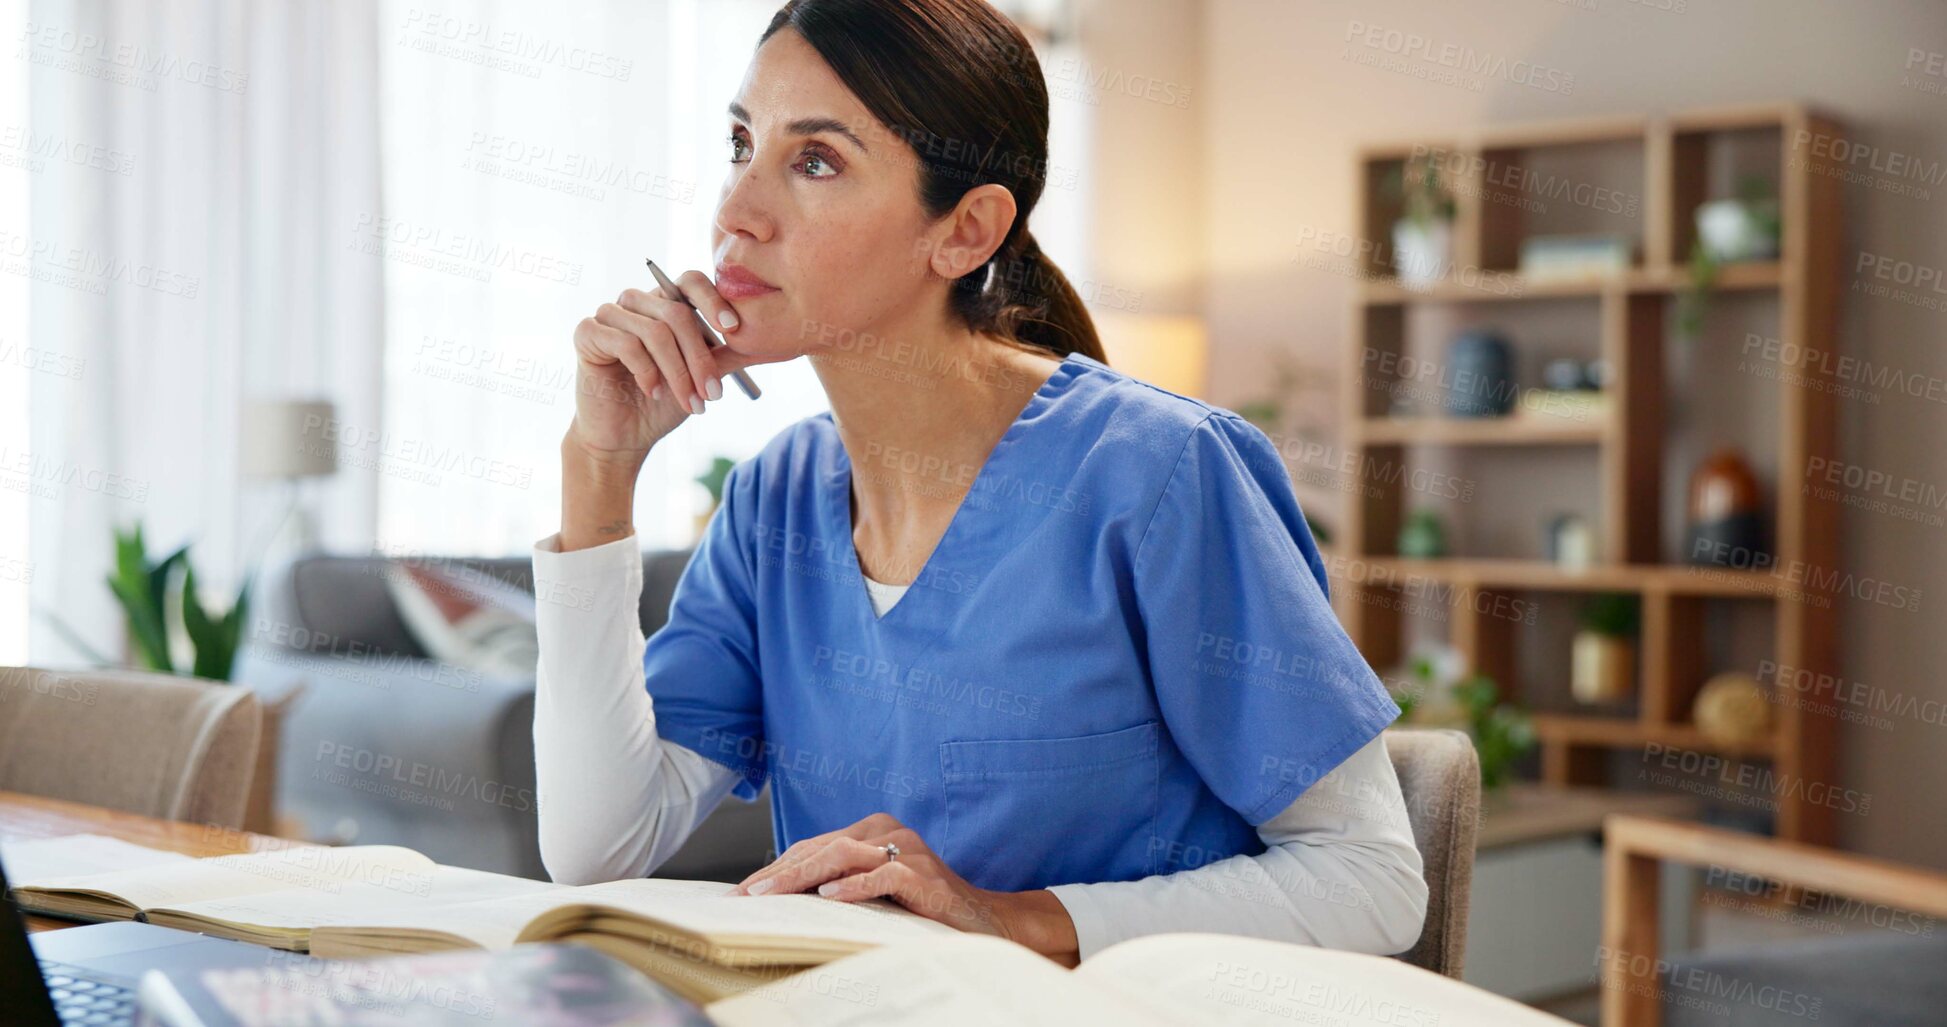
[715,263,780,302]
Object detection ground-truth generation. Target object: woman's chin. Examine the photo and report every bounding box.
[719,327,807,364]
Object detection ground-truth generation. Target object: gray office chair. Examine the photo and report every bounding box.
[1384,727,1482,978]
[0,665,262,830]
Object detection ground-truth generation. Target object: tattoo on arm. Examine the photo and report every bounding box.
[595,519,632,537]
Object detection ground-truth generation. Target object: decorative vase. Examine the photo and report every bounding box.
[1684,449,1767,567]
[1393,219,1453,289]
[1443,329,1516,418]
[1571,631,1634,705]
[1547,513,1596,570]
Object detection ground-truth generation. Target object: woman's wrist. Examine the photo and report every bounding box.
[559,429,648,552]
[992,889,1080,968]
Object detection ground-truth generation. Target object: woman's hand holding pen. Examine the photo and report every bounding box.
[569,270,764,460]
[728,813,1082,967]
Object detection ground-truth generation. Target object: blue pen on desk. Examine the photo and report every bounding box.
[645,259,762,400]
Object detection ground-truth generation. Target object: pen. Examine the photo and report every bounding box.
[645,259,763,401]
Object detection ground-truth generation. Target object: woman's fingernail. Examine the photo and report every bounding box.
[817,882,839,897]
[747,879,774,896]
[718,310,739,330]
[706,377,723,401]
[689,395,705,416]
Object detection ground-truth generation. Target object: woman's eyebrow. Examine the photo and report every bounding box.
[727,101,869,154]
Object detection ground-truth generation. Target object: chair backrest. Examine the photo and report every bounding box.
[1384,727,1482,978]
[0,666,262,829]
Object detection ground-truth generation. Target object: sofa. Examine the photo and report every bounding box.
[233,546,775,882]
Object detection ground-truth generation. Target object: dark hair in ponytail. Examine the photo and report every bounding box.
[759,0,1106,364]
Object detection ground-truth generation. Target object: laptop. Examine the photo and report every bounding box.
[1,851,267,1027]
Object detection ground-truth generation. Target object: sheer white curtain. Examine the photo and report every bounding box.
[2,0,1089,663]
[16,0,385,666]
[372,0,828,557]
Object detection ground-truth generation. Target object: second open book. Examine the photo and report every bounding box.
[704,931,1569,1026]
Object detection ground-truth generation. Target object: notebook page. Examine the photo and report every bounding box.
[1,834,192,883]
[1081,933,1573,1026]
[311,887,609,953]
[157,864,567,931]
[708,934,1168,1026]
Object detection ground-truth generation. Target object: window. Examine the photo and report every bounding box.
[373,0,825,556]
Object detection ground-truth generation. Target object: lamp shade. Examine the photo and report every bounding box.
[1092,312,1209,399]
[241,399,339,479]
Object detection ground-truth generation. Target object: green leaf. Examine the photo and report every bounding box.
[181,560,244,682]
[105,522,183,673]
[1580,592,1641,636]
[1676,241,1719,341]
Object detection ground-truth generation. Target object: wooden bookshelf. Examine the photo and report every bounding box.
[1334,103,1846,845]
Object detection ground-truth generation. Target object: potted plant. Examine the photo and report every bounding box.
[1396,507,1448,559]
[1392,645,1536,791]
[100,522,256,679]
[1678,175,1779,342]
[1386,153,1457,289]
[1696,174,1780,263]
[1572,592,1639,705]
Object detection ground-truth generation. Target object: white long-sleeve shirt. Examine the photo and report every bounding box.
[531,530,1428,961]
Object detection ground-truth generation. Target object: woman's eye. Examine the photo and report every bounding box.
[727,133,750,163]
[794,148,840,178]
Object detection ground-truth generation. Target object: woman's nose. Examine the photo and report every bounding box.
[714,165,776,244]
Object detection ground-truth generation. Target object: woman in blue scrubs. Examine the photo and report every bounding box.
[537,0,1426,966]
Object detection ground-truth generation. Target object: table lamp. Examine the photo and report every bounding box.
[241,399,338,555]
[1091,312,1209,399]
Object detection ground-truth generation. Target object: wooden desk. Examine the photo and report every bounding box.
[0,790,319,934]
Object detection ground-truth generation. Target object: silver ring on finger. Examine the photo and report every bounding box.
[882,843,900,863]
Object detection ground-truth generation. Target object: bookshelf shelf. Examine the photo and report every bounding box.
[1530,713,1777,761]
[1358,416,1607,446]
[1358,261,1784,305]
[1335,103,1845,844]
[1343,557,1785,598]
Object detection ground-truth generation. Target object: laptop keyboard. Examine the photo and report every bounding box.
[37,959,138,1026]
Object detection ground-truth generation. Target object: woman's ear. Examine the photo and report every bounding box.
[926,184,1018,281]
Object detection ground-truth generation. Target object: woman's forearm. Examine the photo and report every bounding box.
[533,463,741,883]
[1045,735,1428,960]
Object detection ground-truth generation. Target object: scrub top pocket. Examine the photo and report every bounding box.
[938,720,1161,891]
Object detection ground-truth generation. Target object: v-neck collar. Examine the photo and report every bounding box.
[824,350,1088,628]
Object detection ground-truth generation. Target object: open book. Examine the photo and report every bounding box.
[705,932,1572,1026]
[9,843,563,949]
[8,838,956,1004]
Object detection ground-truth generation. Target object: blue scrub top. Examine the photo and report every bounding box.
[644,350,1399,892]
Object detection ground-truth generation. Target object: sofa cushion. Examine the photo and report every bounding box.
[272,549,696,658]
